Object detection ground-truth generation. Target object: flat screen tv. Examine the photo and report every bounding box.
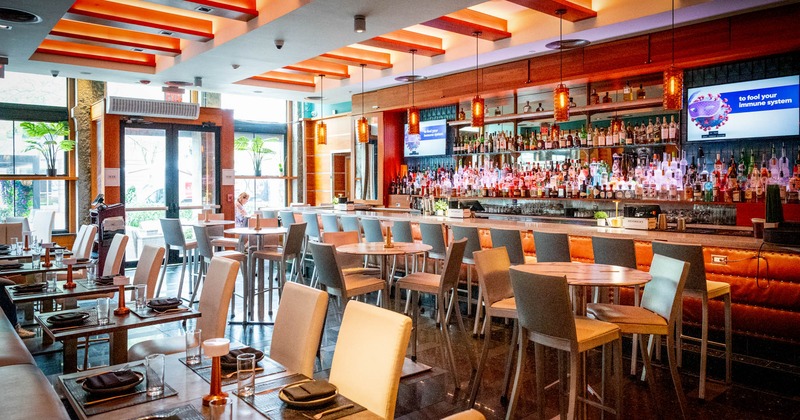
[686,75,799,141]
[404,119,447,157]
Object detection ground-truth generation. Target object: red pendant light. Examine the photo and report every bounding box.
[316,74,326,145]
[407,49,420,135]
[663,0,683,110]
[471,31,484,128]
[553,9,569,122]
[357,64,369,143]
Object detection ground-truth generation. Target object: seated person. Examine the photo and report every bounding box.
[0,277,35,338]
[235,192,250,227]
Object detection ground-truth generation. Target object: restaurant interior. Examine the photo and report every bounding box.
[0,0,799,419]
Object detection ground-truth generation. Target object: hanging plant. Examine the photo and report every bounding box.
[20,121,75,176]
[234,136,275,176]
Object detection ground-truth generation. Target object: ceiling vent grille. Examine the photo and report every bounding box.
[106,96,200,120]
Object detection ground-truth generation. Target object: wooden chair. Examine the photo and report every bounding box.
[270,282,328,377]
[251,222,306,315]
[308,241,387,315]
[131,244,165,300]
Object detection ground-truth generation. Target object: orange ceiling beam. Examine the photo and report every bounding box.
[36,39,156,67]
[506,0,597,22]
[250,71,316,88]
[422,9,511,41]
[284,59,351,80]
[49,19,181,56]
[359,30,445,57]
[318,47,392,70]
[145,0,258,21]
[66,0,214,41]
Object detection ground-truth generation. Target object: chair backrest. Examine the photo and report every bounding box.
[392,221,414,243]
[0,222,23,245]
[361,218,384,243]
[260,210,277,218]
[270,282,329,377]
[196,257,239,339]
[451,225,481,261]
[248,217,279,228]
[278,210,296,227]
[197,213,225,237]
[71,225,88,255]
[640,254,691,322]
[308,241,346,292]
[322,231,362,269]
[102,234,129,276]
[533,231,571,263]
[302,213,322,239]
[159,218,186,248]
[651,241,706,292]
[283,222,307,257]
[510,267,576,344]
[321,214,341,233]
[340,216,361,233]
[439,239,467,294]
[329,300,412,420]
[490,228,527,265]
[31,210,55,243]
[192,225,214,260]
[592,236,637,269]
[248,217,280,248]
[419,222,447,255]
[473,247,514,307]
[196,213,224,221]
[133,245,166,299]
[5,217,30,234]
[75,224,98,259]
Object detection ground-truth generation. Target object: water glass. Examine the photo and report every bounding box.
[185,329,202,365]
[145,353,166,397]
[54,248,64,265]
[10,237,18,254]
[209,398,233,420]
[96,297,110,326]
[30,251,41,268]
[236,353,256,397]
[134,284,147,310]
[47,272,58,293]
[15,240,23,256]
[86,267,96,284]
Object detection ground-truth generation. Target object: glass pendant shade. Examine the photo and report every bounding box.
[553,83,570,122]
[407,107,420,134]
[357,116,369,143]
[316,120,327,145]
[663,65,683,110]
[471,96,484,128]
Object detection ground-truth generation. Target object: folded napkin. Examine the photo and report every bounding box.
[0,260,21,266]
[12,283,47,293]
[76,258,90,263]
[95,276,115,285]
[220,347,264,366]
[0,244,9,250]
[283,380,337,402]
[84,369,140,390]
[148,297,181,309]
[48,311,89,325]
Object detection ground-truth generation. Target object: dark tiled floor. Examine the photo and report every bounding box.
[22,265,800,419]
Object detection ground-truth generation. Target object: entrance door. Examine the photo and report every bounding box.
[121,122,220,264]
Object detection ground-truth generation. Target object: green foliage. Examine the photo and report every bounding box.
[434,199,449,212]
[594,211,609,219]
[20,121,75,172]
[234,136,275,176]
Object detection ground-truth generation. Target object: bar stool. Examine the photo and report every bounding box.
[340,216,360,233]
[532,231,571,262]
[392,220,419,275]
[157,218,197,299]
[360,218,384,243]
[190,225,248,317]
[651,241,732,400]
[489,228,536,265]
[251,222,307,315]
[278,210,296,227]
[321,214,340,233]
[419,222,447,273]
[451,225,482,319]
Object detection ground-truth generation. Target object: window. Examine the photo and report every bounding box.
[234,131,286,210]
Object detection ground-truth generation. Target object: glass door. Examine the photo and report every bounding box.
[121,122,219,264]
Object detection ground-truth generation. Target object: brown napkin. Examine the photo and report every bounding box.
[47,312,89,325]
[12,283,47,293]
[84,370,140,390]
[147,297,181,309]
[96,276,115,285]
[283,380,337,402]
[220,347,263,367]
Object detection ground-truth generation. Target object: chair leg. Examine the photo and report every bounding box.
[505,326,527,420]
[188,257,205,307]
[567,352,579,420]
[466,267,472,316]
[175,250,188,300]
[666,330,689,419]
[156,245,170,297]
[451,289,477,371]
[534,342,546,420]
[699,296,709,400]
[468,314,492,406]
[638,334,662,418]
[268,261,274,315]
[502,319,519,403]
[411,291,419,362]
[614,339,623,419]
[439,296,462,390]
[472,290,483,337]
[676,299,684,367]
[724,293,732,385]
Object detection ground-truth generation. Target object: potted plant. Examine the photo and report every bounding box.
[434,199,449,216]
[594,211,609,226]
[21,121,75,177]
[234,135,275,176]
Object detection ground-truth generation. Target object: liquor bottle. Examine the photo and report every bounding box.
[636,83,646,100]
[586,125,593,147]
[653,117,662,143]
[769,144,780,181]
[569,97,577,108]
[747,149,756,177]
[646,119,654,143]
[522,101,532,113]
[535,103,544,112]
[494,107,502,116]
[458,108,466,120]
[660,118,669,142]
[668,115,678,141]
[602,92,612,103]
[679,150,689,178]
[779,142,791,183]
[590,89,600,105]
[623,81,633,101]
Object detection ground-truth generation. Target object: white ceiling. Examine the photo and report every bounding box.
[0,0,793,104]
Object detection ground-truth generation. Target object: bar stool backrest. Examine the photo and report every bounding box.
[392,221,414,243]
[640,254,691,322]
[451,225,481,261]
[279,211,296,227]
[473,247,514,306]
[361,218,384,243]
[510,268,576,344]
[192,225,214,259]
[322,231,362,269]
[260,210,277,218]
[489,228,526,265]
[308,241,346,291]
[248,217,280,247]
[340,216,360,233]
[439,239,467,295]
[302,213,322,239]
[160,218,187,248]
[31,210,55,243]
[197,213,225,237]
[283,222,308,258]
[321,214,341,233]
[533,231,571,263]
[651,241,706,292]
[133,244,166,299]
[419,222,447,255]
[592,236,637,269]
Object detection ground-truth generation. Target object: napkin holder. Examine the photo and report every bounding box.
[62,258,77,289]
[113,276,130,315]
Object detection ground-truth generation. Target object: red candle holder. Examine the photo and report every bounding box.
[202,355,228,406]
[42,247,52,268]
[63,262,77,289]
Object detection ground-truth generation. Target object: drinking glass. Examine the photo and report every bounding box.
[145,353,166,397]
[209,398,233,420]
[134,284,147,310]
[96,297,110,325]
[15,240,23,256]
[47,272,58,293]
[30,251,41,268]
[86,265,96,284]
[185,329,202,365]
[236,353,256,397]
[54,248,64,265]
[10,237,18,254]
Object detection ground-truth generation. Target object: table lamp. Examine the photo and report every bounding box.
[202,338,230,406]
[113,275,130,315]
[62,258,77,289]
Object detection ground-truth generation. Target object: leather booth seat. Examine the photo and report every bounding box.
[0,310,69,419]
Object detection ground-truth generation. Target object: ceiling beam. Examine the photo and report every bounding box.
[48,20,181,56]
[66,0,214,42]
[506,0,597,22]
[283,59,350,80]
[144,0,258,22]
[359,30,445,57]
[250,71,316,88]
[422,9,511,41]
[317,47,392,70]
[35,39,156,67]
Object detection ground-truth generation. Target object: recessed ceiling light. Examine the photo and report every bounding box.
[159,30,174,36]
[195,6,214,13]
[0,24,11,30]
[131,48,144,52]
[305,95,324,101]
[0,7,42,24]
[253,90,262,93]
[545,39,591,50]
[372,105,379,109]
[395,75,427,82]
[165,80,193,87]
[80,71,91,75]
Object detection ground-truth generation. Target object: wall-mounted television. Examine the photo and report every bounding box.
[404,119,447,157]
[687,75,799,141]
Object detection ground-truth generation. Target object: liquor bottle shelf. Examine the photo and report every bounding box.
[451,142,679,157]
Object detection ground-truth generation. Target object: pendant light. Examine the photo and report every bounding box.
[357,64,369,143]
[316,74,327,145]
[471,31,484,128]
[553,9,569,122]
[407,49,420,135]
[663,0,683,110]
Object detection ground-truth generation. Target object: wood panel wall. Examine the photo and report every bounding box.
[305,115,352,205]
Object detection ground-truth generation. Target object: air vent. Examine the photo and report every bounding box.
[106,96,200,120]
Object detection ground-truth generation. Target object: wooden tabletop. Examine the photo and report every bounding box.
[224,227,287,236]
[337,242,432,256]
[6,279,119,304]
[182,219,235,227]
[511,262,651,287]
[36,306,201,341]
[0,260,89,277]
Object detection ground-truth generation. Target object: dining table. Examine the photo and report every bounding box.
[335,242,432,290]
[58,352,380,419]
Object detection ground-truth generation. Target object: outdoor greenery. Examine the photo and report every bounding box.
[0,180,34,219]
[234,135,275,176]
[20,121,75,175]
